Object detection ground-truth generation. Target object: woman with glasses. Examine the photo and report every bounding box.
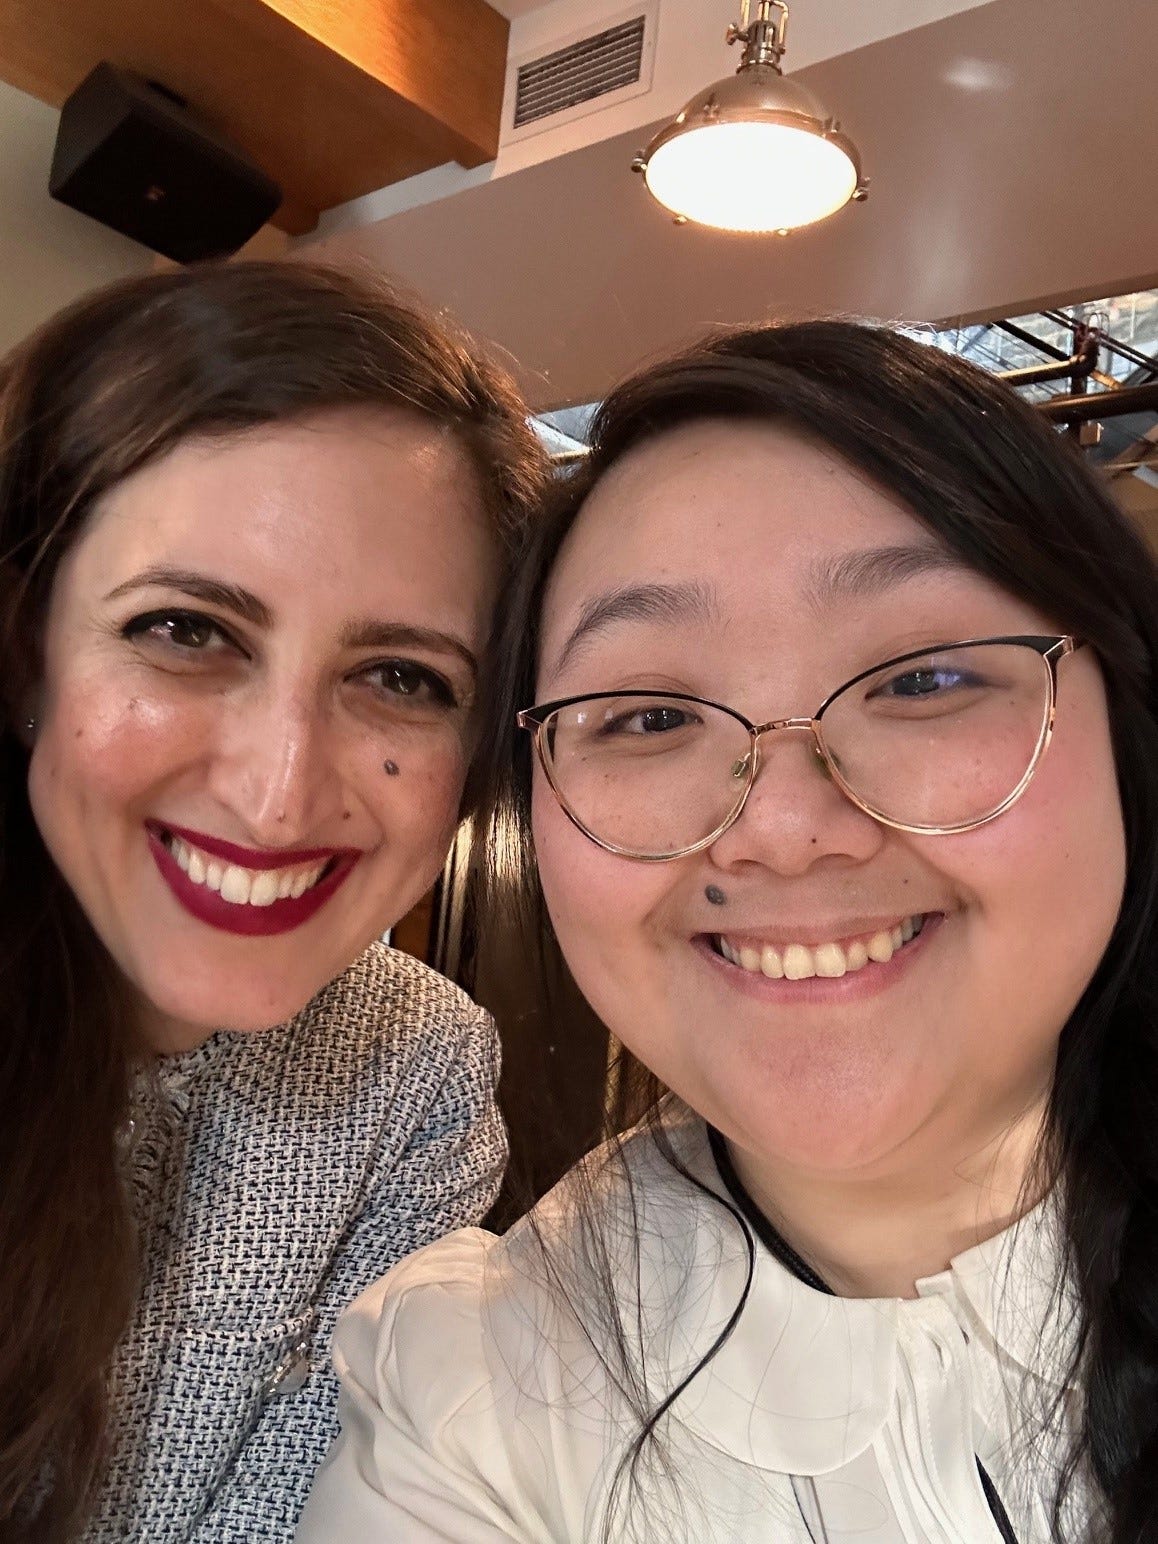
[299,321,1158,1542]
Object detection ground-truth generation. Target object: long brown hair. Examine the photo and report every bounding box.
[0,260,545,1539]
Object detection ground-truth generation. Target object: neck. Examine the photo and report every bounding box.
[724,1097,1050,1299]
[133,995,217,1057]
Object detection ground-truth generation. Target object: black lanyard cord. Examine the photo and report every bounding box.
[977,1457,1020,1544]
[705,1125,1020,1543]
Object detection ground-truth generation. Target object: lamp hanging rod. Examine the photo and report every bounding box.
[730,0,789,69]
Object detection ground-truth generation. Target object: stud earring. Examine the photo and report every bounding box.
[24,716,35,735]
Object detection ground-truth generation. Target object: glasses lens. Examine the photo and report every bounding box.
[539,695,751,857]
[818,642,1053,830]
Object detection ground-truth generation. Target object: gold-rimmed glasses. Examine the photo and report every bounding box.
[517,635,1080,861]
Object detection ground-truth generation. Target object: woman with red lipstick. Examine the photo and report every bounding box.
[301,323,1158,1543]
[0,262,545,1542]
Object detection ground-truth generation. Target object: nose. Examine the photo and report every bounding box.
[707,721,884,877]
[207,682,345,847]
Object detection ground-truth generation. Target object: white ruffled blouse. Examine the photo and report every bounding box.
[298,1109,1091,1543]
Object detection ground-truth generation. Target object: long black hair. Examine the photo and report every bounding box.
[477,320,1158,1540]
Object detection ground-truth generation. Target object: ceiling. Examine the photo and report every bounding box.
[0,0,512,232]
[306,0,1158,410]
[0,0,1153,422]
[489,0,557,15]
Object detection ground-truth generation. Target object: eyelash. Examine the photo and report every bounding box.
[123,609,459,709]
[122,608,241,655]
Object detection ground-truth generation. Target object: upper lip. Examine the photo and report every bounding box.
[148,820,361,870]
[704,911,936,947]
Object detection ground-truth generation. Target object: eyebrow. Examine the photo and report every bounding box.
[805,543,972,609]
[104,566,272,626]
[339,622,478,679]
[550,580,719,678]
[105,565,477,678]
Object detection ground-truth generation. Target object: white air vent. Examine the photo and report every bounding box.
[515,16,645,127]
[505,4,657,144]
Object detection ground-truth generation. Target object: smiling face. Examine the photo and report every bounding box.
[531,420,1126,1186]
[28,406,498,1050]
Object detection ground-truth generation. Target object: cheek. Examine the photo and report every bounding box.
[532,776,671,1011]
[934,694,1126,1004]
[29,671,207,822]
[533,778,608,934]
[362,732,470,850]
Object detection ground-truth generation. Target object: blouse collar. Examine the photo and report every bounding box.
[621,1111,1076,1476]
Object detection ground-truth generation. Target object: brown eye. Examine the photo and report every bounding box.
[362,659,457,709]
[123,610,235,653]
[155,616,213,648]
[382,661,425,695]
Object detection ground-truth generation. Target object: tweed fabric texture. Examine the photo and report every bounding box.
[81,942,505,1543]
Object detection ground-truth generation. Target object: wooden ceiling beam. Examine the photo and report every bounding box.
[254,0,509,170]
[0,0,510,235]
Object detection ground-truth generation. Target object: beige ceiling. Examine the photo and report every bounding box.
[308,0,1158,410]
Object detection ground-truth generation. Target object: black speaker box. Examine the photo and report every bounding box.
[50,64,283,263]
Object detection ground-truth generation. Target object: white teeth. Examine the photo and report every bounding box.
[249,871,280,907]
[219,865,252,905]
[782,944,814,981]
[163,831,330,906]
[814,942,847,979]
[866,931,895,963]
[720,915,926,981]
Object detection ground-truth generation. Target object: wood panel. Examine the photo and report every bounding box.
[0,0,509,234]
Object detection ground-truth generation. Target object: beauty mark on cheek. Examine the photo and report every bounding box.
[383,760,400,777]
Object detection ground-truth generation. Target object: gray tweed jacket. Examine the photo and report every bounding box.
[81,943,506,1543]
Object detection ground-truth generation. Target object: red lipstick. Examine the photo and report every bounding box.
[157,821,348,870]
[146,822,360,938]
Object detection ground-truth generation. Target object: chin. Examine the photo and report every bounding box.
[707,1070,921,1174]
[140,971,324,1046]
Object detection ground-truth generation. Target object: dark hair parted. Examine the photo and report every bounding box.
[0,260,545,1540]
[479,320,1158,1541]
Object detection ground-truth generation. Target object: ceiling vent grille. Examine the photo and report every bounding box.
[513,16,646,130]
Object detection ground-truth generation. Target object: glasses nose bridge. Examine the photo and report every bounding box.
[751,714,822,742]
[741,715,826,784]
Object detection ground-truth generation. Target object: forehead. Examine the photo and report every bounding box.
[60,405,494,609]
[549,419,931,612]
